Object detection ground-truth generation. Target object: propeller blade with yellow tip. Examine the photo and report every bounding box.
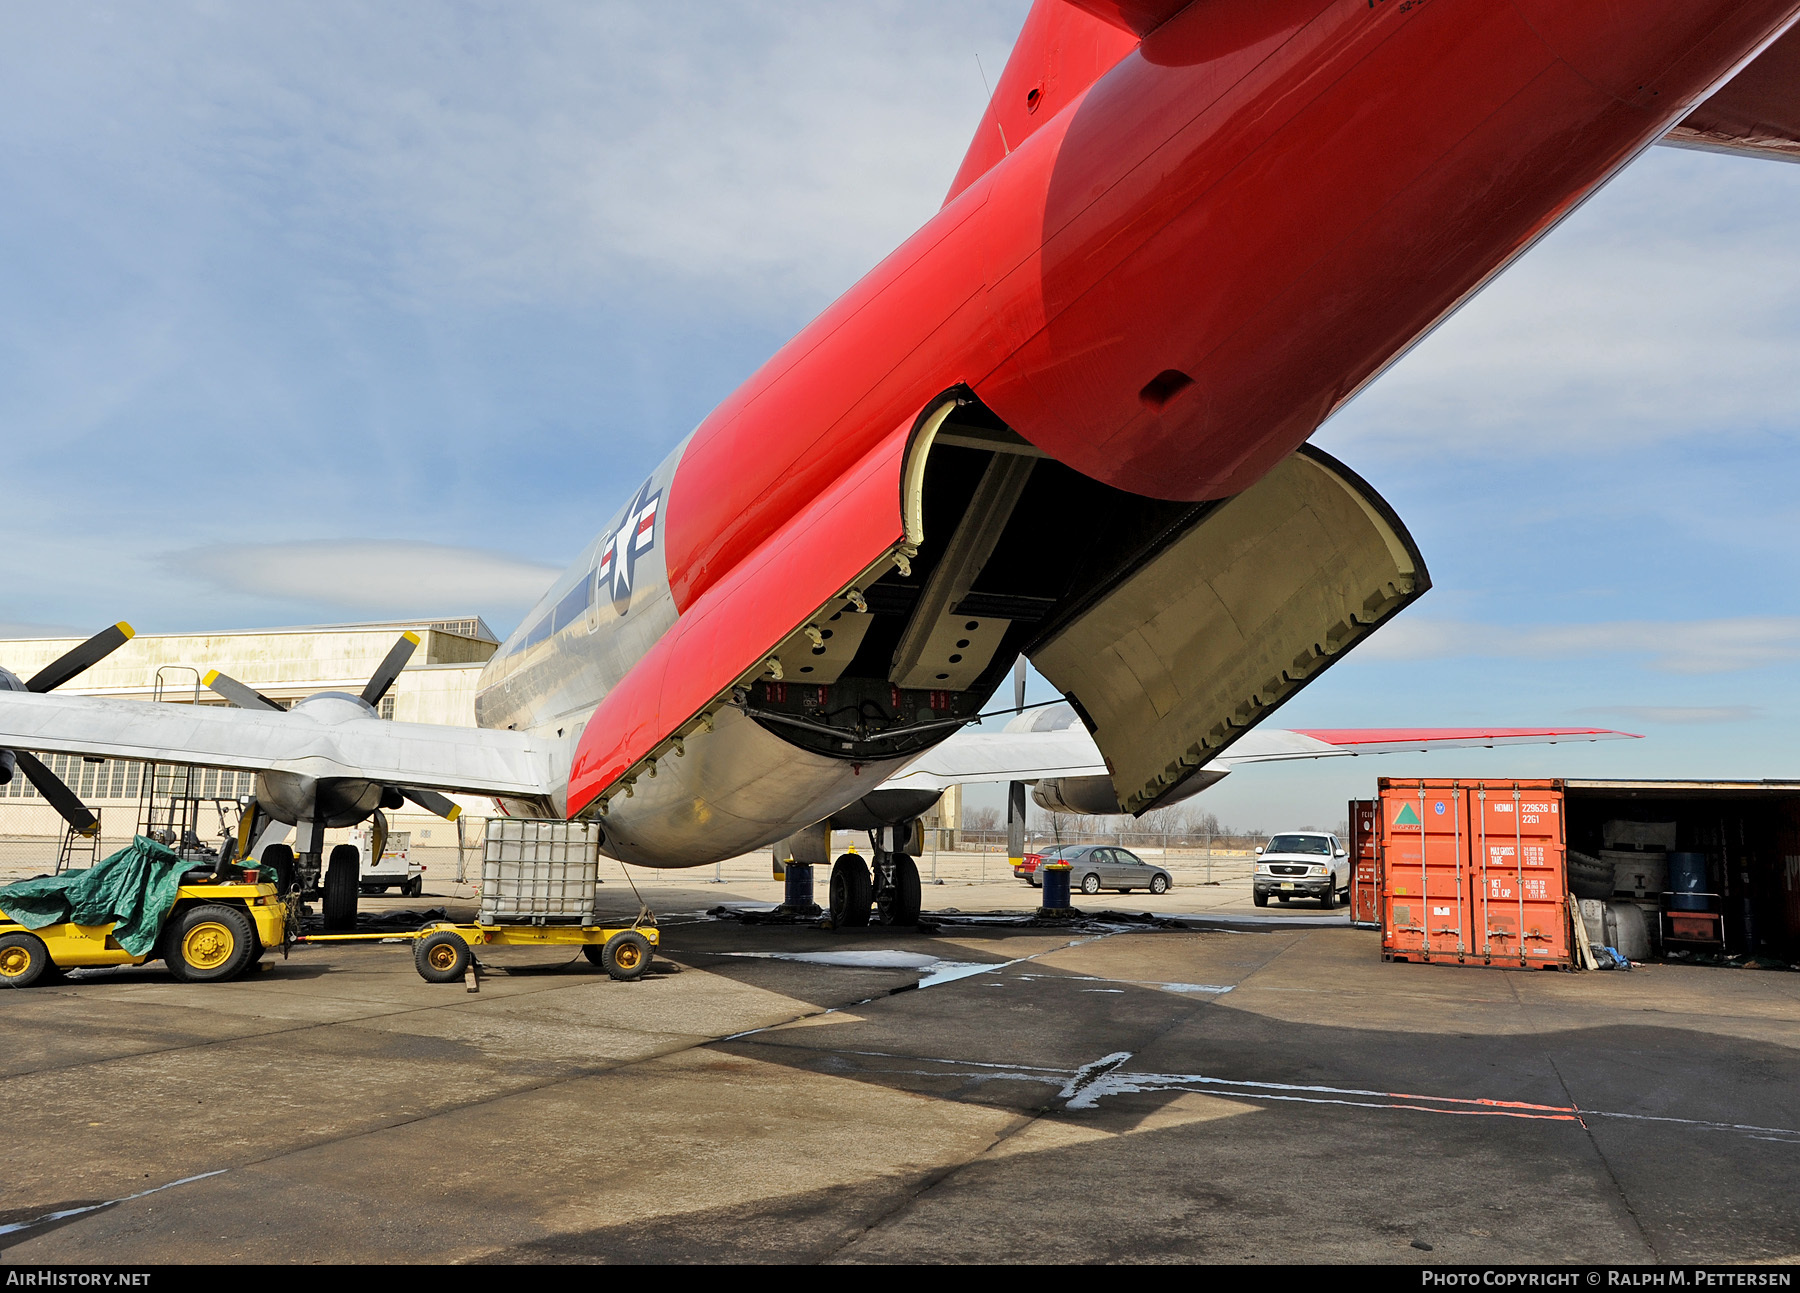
[15,751,99,836]
[203,669,284,712]
[361,631,420,707]
[401,787,462,821]
[25,622,135,693]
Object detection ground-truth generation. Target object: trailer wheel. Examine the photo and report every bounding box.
[404,876,423,898]
[164,904,256,983]
[601,930,652,981]
[414,930,471,983]
[323,844,359,931]
[0,932,50,988]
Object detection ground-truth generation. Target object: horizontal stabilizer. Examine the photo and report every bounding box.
[1061,0,1194,38]
[1663,21,1800,162]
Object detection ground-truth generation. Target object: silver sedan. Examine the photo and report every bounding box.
[1052,845,1173,896]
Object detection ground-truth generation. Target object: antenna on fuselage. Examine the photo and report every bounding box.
[975,53,1010,156]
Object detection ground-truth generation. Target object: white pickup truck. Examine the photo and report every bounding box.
[1252,831,1350,909]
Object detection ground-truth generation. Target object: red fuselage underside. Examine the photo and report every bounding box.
[658,0,1797,617]
[563,0,1797,821]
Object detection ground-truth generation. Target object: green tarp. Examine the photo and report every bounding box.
[0,837,186,956]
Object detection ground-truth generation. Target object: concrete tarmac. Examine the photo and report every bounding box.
[2,870,1797,1264]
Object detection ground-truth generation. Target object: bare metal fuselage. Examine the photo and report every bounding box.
[471,441,920,868]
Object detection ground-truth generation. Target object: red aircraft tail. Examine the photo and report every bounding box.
[943,0,1139,206]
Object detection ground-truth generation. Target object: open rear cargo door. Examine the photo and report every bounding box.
[1028,446,1428,814]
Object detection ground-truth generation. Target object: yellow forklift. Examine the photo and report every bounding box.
[0,861,287,987]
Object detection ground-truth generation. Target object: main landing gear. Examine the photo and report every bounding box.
[827,828,922,928]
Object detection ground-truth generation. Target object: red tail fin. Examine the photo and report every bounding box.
[944,0,1140,205]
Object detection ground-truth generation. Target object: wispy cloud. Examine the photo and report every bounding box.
[171,541,560,615]
[1575,705,1761,725]
[1321,149,1800,459]
[1361,616,1800,674]
[0,4,1024,313]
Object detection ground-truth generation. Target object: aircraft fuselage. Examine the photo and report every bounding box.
[474,0,1798,867]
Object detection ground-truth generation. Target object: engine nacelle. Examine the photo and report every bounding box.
[255,770,385,828]
[1033,769,1228,817]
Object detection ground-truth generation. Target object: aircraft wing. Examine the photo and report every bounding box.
[881,728,1110,790]
[1224,726,1641,764]
[0,691,554,799]
[880,724,1639,792]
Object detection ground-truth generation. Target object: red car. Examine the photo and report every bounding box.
[1015,844,1077,887]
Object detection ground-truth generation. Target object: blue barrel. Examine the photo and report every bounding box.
[1041,863,1072,910]
[1668,852,1709,911]
[782,862,814,909]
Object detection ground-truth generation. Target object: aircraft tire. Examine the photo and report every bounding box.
[261,844,297,896]
[323,845,360,931]
[879,854,922,926]
[829,854,871,927]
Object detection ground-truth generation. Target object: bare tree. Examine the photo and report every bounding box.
[1031,806,1076,843]
[1138,805,1184,839]
[964,805,1000,833]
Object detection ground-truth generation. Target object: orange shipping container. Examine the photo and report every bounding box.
[1378,778,1573,970]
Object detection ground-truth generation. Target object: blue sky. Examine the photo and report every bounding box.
[2,3,1796,830]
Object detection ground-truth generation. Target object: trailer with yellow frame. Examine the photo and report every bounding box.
[297,920,659,983]
[0,878,288,988]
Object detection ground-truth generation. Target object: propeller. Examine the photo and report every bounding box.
[202,630,457,824]
[201,670,281,712]
[13,752,99,837]
[0,621,137,836]
[362,631,419,706]
[402,787,462,822]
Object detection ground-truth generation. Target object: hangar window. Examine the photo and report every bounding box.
[1,756,263,804]
[3,755,145,802]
